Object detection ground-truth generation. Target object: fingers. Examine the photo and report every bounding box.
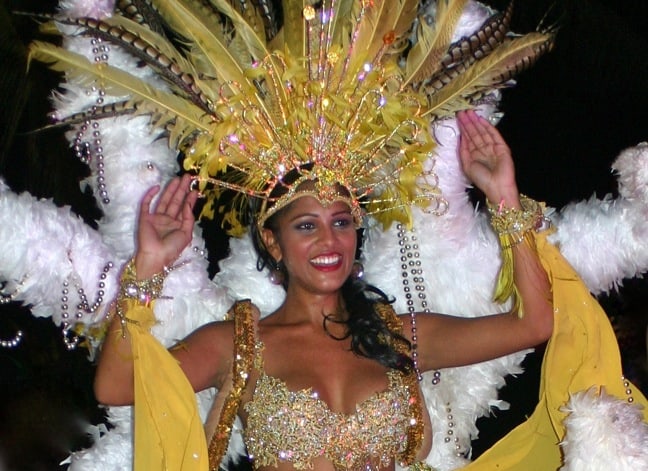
[151,174,195,218]
[457,110,481,149]
[155,176,182,215]
[457,110,495,148]
[181,190,199,234]
[139,184,161,219]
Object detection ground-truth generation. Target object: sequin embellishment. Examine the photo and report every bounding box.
[244,359,417,470]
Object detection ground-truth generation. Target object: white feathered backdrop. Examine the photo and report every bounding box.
[0,1,646,470]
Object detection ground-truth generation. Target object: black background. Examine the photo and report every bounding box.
[0,0,647,469]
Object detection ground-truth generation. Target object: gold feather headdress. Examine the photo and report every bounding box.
[27,0,555,234]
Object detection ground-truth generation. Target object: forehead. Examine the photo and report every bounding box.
[280,195,352,218]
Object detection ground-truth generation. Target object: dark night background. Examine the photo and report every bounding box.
[0,0,647,469]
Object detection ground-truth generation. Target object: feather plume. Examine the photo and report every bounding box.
[281,0,307,56]
[423,32,554,118]
[30,12,215,112]
[350,0,418,66]
[404,0,469,85]
[204,0,289,110]
[153,0,254,89]
[42,101,137,129]
[229,0,267,42]
[252,0,281,41]
[437,2,513,71]
[116,0,166,35]
[28,41,210,142]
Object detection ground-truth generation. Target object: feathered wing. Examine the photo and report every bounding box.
[278,0,308,56]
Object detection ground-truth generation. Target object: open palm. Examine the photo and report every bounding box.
[135,174,198,278]
[457,110,519,207]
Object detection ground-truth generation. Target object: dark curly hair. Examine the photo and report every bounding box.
[249,174,414,373]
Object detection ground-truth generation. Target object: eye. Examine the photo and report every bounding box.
[295,221,315,231]
[333,215,353,228]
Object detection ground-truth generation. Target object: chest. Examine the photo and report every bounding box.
[244,326,392,415]
[241,339,417,471]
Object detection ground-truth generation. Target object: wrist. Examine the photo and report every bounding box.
[486,187,520,210]
[134,253,168,280]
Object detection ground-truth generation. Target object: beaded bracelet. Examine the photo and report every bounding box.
[486,195,550,317]
[114,257,187,337]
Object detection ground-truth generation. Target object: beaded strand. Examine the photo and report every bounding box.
[60,261,114,350]
[0,330,23,349]
[397,224,465,456]
[72,36,110,204]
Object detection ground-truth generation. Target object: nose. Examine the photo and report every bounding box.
[318,223,338,248]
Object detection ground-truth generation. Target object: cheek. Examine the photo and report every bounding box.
[341,231,357,255]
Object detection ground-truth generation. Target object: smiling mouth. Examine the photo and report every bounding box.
[310,254,342,267]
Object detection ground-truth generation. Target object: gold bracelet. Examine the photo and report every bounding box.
[486,195,549,317]
[119,258,168,305]
[487,195,546,246]
[114,257,188,337]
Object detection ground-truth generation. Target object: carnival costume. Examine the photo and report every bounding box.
[1,0,647,470]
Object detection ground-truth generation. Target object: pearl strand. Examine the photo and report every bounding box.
[397,223,439,384]
[72,36,111,205]
[1,278,27,349]
[622,376,635,403]
[0,330,23,349]
[0,276,27,305]
[398,224,464,456]
[60,261,114,350]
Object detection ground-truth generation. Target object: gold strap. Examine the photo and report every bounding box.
[207,300,257,470]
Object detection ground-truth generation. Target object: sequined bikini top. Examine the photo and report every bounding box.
[242,304,423,470]
[244,367,418,470]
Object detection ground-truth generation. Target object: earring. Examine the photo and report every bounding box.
[269,260,285,285]
[351,261,364,280]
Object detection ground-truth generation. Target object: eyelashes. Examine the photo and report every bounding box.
[293,217,353,232]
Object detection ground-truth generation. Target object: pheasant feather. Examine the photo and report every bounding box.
[404,0,469,85]
[28,41,210,140]
[424,32,554,118]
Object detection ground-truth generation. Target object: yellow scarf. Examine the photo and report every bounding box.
[125,300,209,470]
[463,230,648,470]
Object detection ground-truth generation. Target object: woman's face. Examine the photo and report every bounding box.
[262,196,357,297]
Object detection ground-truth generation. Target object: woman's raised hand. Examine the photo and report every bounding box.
[457,110,520,208]
[134,174,199,279]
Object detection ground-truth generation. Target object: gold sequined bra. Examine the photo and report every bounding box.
[243,340,422,470]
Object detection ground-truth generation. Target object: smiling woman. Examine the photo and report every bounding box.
[2,0,648,470]
[91,104,563,471]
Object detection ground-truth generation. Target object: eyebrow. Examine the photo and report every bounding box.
[288,209,352,222]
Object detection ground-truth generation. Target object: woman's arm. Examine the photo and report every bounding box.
[94,174,231,405]
[413,110,553,370]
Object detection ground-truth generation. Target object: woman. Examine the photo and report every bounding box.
[94,110,554,471]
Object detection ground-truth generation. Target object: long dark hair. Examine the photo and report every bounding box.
[249,180,414,374]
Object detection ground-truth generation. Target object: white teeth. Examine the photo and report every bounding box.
[310,255,341,266]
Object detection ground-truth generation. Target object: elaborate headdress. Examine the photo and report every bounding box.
[28,0,554,233]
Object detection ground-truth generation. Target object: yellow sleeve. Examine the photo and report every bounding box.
[124,300,209,471]
[461,230,648,470]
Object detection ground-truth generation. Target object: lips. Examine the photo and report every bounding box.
[310,254,342,270]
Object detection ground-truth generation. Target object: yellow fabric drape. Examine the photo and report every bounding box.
[125,300,209,471]
[462,230,648,470]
